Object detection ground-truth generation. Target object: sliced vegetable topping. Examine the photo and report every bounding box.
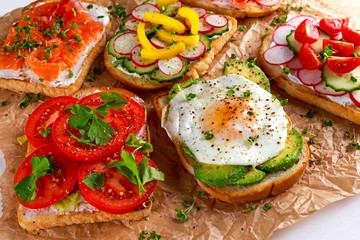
[137,22,155,50]
[141,41,186,59]
[272,24,296,46]
[156,29,199,44]
[294,19,319,44]
[143,12,185,34]
[178,7,199,34]
[342,25,360,46]
[179,40,206,60]
[326,57,360,74]
[323,39,354,57]
[297,68,322,86]
[319,18,344,36]
[204,14,228,29]
[263,45,294,65]
[131,3,160,22]
[298,43,323,70]
[158,56,184,76]
[131,45,158,67]
[191,7,207,18]
[112,32,140,56]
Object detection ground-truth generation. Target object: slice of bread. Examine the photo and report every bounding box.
[180,0,283,19]
[258,35,360,125]
[154,90,309,204]
[104,16,237,90]
[19,87,152,232]
[0,0,111,98]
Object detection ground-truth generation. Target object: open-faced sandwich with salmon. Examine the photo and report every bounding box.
[154,60,309,204]
[259,16,360,125]
[180,0,283,19]
[104,0,237,90]
[14,87,164,232]
[0,0,111,97]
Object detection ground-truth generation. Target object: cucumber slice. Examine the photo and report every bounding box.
[199,34,211,52]
[287,29,330,55]
[107,32,139,59]
[311,30,331,53]
[205,22,229,38]
[322,65,360,92]
[150,59,189,82]
[119,15,131,32]
[123,58,158,75]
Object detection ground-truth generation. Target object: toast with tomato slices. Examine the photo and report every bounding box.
[104,0,237,90]
[0,0,111,97]
[180,0,283,19]
[258,15,360,125]
[17,87,160,232]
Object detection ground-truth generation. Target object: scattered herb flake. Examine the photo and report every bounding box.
[306,109,315,118]
[186,93,197,101]
[271,16,287,26]
[243,91,251,97]
[1,99,8,106]
[280,99,288,106]
[263,203,272,212]
[283,67,291,74]
[40,127,52,138]
[308,137,315,145]
[231,53,236,59]
[204,131,214,140]
[324,119,333,127]
[243,202,255,212]
[239,25,247,31]
[248,136,255,144]
[124,133,153,153]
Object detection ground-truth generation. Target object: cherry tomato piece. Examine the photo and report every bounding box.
[323,39,354,57]
[342,25,360,46]
[326,57,360,74]
[319,18,343,36]
[78,146,158,214]
[13,144,78,209]
[299,43,324,70]
[295,19,320,44]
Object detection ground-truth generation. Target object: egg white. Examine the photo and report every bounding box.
[162,74,289,166]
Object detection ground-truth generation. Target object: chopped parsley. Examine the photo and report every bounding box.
[306,109,315,118]
[231,53,237,59]
[107,4,126,19]
[344,131,352,138]
[198,191,207,198]
[248,136,255,144]
[186,93,197,101]
[351,76,358,82]
[23,15,31,21]
[88,76,95,82]
[1,99,8,106]
[349,141,360,150]
[139,231,162,240]
[318,45,333,63]
[247,57,256,68]
[308,137,315,145]
[239,25,247,31]
[262,28,271,41]
[263,203,272,212]
[72,8,78,16]
[70,22,79,29]
[204,131,214,140]
[247,111,254,116]
[67,49,73,53]
[283,67,291,74]
[18,94,31,108]
[22,7,34,12]
[97,15,104,19]
[64,42,71,46]
[39,78,44,82]
[243,91,251,97]
[243,202,255,212]
[43,54,50,61]
[302,127,308,135]
[271,16,287,26]
[324,119,333,127]
[44,46,53,53]
[87,4,93,9]
[280,99,288,106]
[40,127,52,138]
[68,70,73,78]
[227,86,236,96]
[74,33,81,44]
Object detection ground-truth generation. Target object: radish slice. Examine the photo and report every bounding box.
[113,32,140,55]
[254,0,280,6]
[350,90,360,107]
[314,81,347,96]
[204,14,228,28]
[130,45,157,67]
[272,24,296,45]
[297,69,323,86]
[332,32,343,41]
[125,18,153,33]
[158,57,184,76]
[179,41,206,60]
[263,45,294,65]
[198,18,214,33]
[191,7,207,18]
[286,57,303,70]
[131,3,160,22]
[150,37,168,49]
[286,15,317,28]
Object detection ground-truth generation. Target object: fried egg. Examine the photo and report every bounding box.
[161,74,289,166]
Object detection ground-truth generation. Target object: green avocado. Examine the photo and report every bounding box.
[234,168,266,185]
[256,129,303,173]
[194,163,249,187]
[222,60,271,92]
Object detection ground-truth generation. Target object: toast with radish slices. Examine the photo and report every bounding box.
[104,0,237,90]
[259,15,360,125]
[0,0,111,97]
[180,0,283,19]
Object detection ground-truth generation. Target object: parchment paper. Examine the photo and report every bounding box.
[1,0,360,239]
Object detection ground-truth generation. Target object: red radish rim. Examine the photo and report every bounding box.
[130,45,157,67]
[297,69,323,86]
[286,15,318,27]
[125,18,137,32]
[272,24,296,46]
[198,18,214,33]
[204,14,228,28]
[131,3,160,22]
[158,57,184,76]
[168,1,183,16]
[286,57,304,70]
[313,81,347,96]
[114,32,138,55]
[263,45,295,65]
[254,0,280,7]
[350,92,360,107]
[150,37,166,49]
[179,41,206,60]
[191,7,207,18]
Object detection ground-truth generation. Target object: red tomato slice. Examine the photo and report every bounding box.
[319,18,343,36]
[25,96,78,148]
[326,57,360,74]
[299,43,324,70]
[295,19,320,44]
[342,25,360,46]
[78,146,157,214]
[13,144,78,209]
[77,92,146,136]
[52,107,131,162]
[323,39,354,57]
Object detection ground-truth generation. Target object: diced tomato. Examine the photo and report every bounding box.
[323,39,354,57]
[319,18,343,36]
[342,25,360,46]
[299,43,324,70]
[326,56,360,74]
[295,19,320,44]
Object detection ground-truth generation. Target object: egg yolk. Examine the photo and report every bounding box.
[201,97,259,141]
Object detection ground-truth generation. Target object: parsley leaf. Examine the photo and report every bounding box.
[139,157,165,185]
[139,231,147,240]
[248,136,255,144]
[83,172,105,190]
[40,127,52,138]
[243,91,251,97]
[318,45,333,63]
[18,94,31,108]
[283,67,291,74]
[66,104,93,128]
[124,133,153,153]
[186,93,197,101]
[263,203,272,212]
[148,231,162,240]
[87,114,115,145]
[98,92,128,113]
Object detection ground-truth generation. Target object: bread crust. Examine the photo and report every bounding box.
[258,35,360,125]
[0,0,111,97]
[20,87,152,232]
[180,0,282,19]
[104,16,238,91]
[154,91,309,204]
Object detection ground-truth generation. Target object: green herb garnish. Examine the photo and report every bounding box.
[306,109,314,118]
[239,25,247,31]
[271,16,287,26]
[243,91,251,97]
[40,127,52,138]
[83,172,105,190]
[204,131,214,140]
[186,93,197,101]
[263,203,272,212]
[283,67,291,74]
[124,133,153,153]
[280,99,288,106]
[1,100,8,106]
[68,70,73,78]
[324,119,333,127]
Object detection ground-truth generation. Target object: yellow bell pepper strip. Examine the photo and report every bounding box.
[157,29,199,45]
[157,0,178,7]
[178,7,199,35]
[137,22,155,50]
[143,12,185,34]
[141,42,186,60]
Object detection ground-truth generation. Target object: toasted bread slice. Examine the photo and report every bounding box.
[154,90,309,204]
[258,35,360,125]
[180,0,283,19]
[0,0,111,97]
[104,16,237,90]
[19,87,152,232]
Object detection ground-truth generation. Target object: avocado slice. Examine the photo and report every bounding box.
[194,163,249,187]
[256,129,303,173]
[234,168,266,185]
[222,60,271,92]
